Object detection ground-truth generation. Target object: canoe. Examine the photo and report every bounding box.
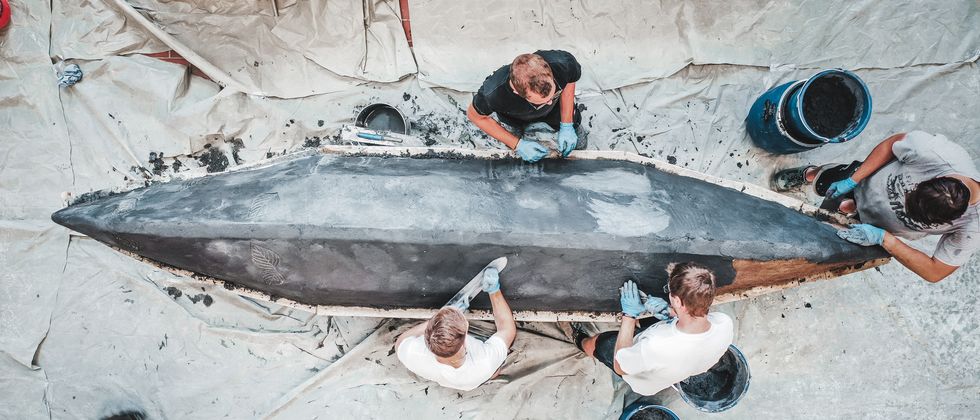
[52,147,889,321]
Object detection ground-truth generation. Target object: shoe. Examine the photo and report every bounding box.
[570,322,591,351]
[771,166,816,192]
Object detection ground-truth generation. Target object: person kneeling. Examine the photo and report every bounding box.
[576,262,734,396]
[395,268,516,391]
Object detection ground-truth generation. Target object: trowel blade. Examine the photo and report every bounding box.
[446,256,508,310]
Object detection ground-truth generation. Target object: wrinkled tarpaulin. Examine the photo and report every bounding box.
[1,0,978,419]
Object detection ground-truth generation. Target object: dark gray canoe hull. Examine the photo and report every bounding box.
[52,149,888,315]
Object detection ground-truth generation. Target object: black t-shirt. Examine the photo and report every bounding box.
[471,50,581,122]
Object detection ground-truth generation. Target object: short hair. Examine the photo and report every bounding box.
[906,177,970,226]
[425,307,468,357]
[509,53,554,98]
[667,262,716,318]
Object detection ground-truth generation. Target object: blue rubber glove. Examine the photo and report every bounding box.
[557,122,577,157]
[482,267,500,294]
[620,280,645,318]
[58,64,83,88]
[515,139,549,163]
[641,293,671,321]
[837,224,885,246]
[826,177,858,199]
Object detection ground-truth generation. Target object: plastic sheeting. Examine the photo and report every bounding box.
[2,0,979,418]
[411,0,980,91]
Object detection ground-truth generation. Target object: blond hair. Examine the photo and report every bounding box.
[425,307,468,357]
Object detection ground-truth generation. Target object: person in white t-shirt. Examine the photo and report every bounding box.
[574,262,734,396]
[395,267,517,391]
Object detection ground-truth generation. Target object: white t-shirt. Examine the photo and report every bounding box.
[396,334,509,391]
[614,312,734,396]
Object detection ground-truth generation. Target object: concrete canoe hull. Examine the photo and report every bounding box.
[51,147,889,321]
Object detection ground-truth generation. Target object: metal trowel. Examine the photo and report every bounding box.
[446,257,508,310]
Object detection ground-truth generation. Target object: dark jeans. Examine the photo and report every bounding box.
[815,160,862,213]
[592,317,662,373]
[496,104,582,132]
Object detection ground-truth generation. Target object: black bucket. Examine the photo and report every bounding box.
[355,103,410,135]
[674,344,751,413]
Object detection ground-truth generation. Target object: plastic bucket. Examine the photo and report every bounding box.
[787,69,872,144]
[355,103,410,134]
[619,403,679,420]
[746,80,821,154]
[673,344,751,413]
[1,0,11,30]
[747,69,872,154]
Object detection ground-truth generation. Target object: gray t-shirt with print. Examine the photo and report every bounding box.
[854,131,980,266]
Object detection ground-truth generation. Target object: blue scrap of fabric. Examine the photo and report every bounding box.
[58,64,83,88]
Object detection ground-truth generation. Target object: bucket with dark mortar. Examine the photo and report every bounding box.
[619,403,679,420]
[673,344,751,413]
[355,103,410,134]
[746,69,872,154]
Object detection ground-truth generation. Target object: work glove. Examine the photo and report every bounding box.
[837,224,885,246]
[826,177,858,199]
[515,139,549,163]
[620,280,645,318]
[58,64,83,88]
[482,267,500,294]
[557,122,577,157]
[640,292,671,321]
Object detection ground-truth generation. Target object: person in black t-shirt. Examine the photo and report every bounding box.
[466,51,584,163]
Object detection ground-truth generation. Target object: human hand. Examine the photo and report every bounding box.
[620,281,645,318]
[640,292,670,320]
[482,267,500,294]
[837,223,885,246]
[515,139,549,162]
[826,177,858,199]
[557,122,577,157]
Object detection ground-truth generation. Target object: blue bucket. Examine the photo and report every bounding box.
[673,344,751,413]
[747,69,872,154]
[619,403,679,420]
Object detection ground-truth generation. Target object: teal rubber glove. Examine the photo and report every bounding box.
[557,122,577,157]
[826,177,858,199]
[482,267,500,294]
[640,292,671,321]
[515,139,549,163]
[837,224,885,246]
[620,280,645,318]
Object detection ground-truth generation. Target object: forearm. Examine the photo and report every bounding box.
[882,233,956,282]
[559,83,576,124]
[467,105,521,149]
[612,316,637,376]
[851,133,906,182]
[489,291,517,347]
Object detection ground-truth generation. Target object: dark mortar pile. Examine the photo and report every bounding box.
[629,407,674,420]
[802,76,858,138]
[679,349,741,404]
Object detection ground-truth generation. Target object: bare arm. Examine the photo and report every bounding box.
[559,82,576,124]
[850,133,907,182]
[488,291,517,349]
[612,316,637,376]
[882,232,958,282]
[395,320,429,350]
[467,104,521,150]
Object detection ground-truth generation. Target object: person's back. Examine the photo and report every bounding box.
[578,262,735,396]
[397,332,508,391]
[616,312,733,395]
[395,268,516,391]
